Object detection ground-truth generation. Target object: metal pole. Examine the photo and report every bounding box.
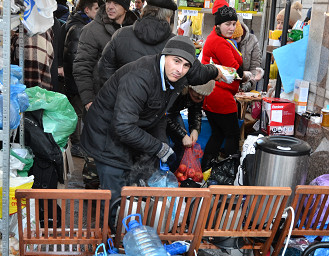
[173,0,180,34]
[2,0,11,253]
[19,23,25,146]
[263,0,277,92]
[274,0,291,98]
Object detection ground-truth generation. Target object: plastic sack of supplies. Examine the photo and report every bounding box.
[305,174,329,227]
[0,83,29,129]
[174,143,204,183]
[25,86,78,148]
[21,0,57,36]
[0,174,34,218]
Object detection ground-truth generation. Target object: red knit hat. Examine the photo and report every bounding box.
[212,0,229,14]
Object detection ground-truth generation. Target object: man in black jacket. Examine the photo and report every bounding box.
[166,81,215,170]
[81,36,223,203]
[73,0,137,112]
[63,0,99,157]
[98,0,177,85]
[132,0,144,18]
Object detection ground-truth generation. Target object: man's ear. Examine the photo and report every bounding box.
[84,6,90,15]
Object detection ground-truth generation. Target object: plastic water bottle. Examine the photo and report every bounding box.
[122,214,167,256]
[147,162,178,188]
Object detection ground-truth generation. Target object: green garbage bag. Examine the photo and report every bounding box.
[25,87,78,148]
[10,149,34,177]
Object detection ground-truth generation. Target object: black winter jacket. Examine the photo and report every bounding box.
[63,12,91,96]
[73,5,137,105]
[80,54,218,170]
[167,91,202,139]
[98,15,174,85]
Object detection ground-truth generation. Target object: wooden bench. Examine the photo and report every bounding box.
[16,189,111,255]
[273,185,329,256]
[199,185,291,256]
[114,186,212,256]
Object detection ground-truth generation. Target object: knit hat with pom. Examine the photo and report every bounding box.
[276,1,302,28]
[190,80,215,96]
[232,20,243,38]
[212,0,229,14]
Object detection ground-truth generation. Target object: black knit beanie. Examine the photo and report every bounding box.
[146,0,177,10]
[215,5,237,25]
[162,36,196,66]
[107,0,130,11]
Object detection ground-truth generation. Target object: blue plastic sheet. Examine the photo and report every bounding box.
[273,25,310,93]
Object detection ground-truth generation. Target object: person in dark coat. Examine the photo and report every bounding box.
[73,0,137,111]
[63,0,99,157]
[98,0,177,85]
[80,36,222,202]
[166,81,215,170]
[132,0,144,18]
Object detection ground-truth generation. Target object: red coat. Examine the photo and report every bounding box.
[202,28,243,114]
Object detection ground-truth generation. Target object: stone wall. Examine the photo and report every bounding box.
[304,2,329,112]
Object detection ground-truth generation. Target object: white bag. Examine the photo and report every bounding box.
[234,134,264,186]
[21,0,56,36]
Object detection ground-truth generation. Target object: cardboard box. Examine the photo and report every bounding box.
[261,97,295,135]
[294,79,309,114]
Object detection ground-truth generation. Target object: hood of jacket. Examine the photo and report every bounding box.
[240,20,250,44]
[133,16,172,45]
[94,4,137,32]
[65,12,90,31]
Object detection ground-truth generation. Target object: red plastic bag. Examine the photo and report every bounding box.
[174,143,203,182]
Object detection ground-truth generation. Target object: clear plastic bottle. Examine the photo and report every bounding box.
[147,162,178,188]
[122,214,167,256]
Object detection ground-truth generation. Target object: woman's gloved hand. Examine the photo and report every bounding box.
[242,71,252,82]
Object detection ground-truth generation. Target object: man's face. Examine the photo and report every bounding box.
[188,88,205,103]
[135,0,143,10]
[164,55,191,83]
[85,2,99,20]
[106,1,126,24]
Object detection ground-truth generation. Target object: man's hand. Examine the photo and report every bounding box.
[58,67,64,77]
[214,66,227,82]
[85,102,93,111]
[182,135,193,147]
[156,143,176,166]
[190,130,199,143]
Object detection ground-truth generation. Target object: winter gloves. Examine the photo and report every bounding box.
[157,143,177,166]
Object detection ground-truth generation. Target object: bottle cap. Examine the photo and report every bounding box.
[160,161,170,172]
[128,220,141,230]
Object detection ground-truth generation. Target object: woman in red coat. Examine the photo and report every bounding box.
[201,5,243,171]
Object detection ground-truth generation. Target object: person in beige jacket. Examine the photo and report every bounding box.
[232,19,262,91]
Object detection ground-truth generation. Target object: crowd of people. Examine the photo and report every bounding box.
[11,0,308,203]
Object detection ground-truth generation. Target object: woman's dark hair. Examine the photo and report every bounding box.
[215,26,222,37]
[76,0,98,11]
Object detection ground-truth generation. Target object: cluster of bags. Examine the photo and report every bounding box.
[0,65,29,129]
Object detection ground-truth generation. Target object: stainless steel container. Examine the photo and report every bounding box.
[253,136,311,193]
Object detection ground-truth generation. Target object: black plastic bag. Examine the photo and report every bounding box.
[208,154,240,185]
